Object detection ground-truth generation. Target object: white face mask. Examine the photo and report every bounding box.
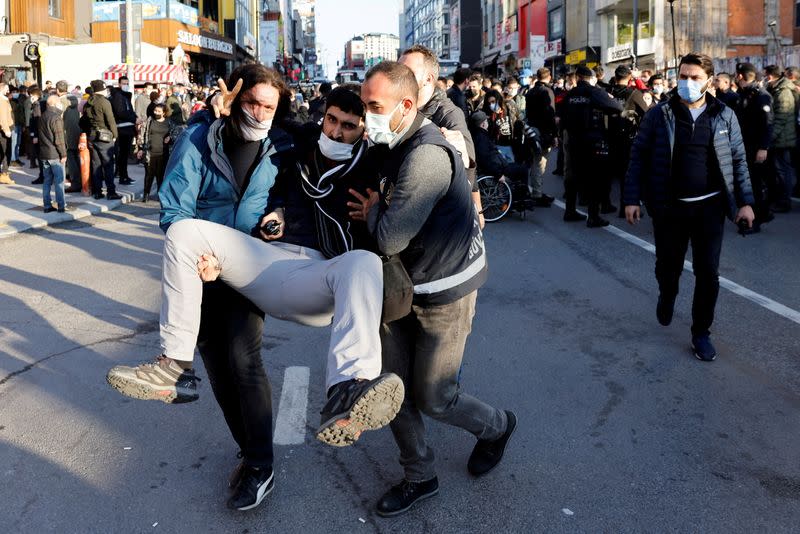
[365,101,405,146]
[588,77,598,87]
[120,84,130,92]
[318,131,356,161]
[653,85,665,95]
[238,108,272,141]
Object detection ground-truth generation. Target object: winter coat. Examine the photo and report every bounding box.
[158,112,280,234]
[81,93,118,139]
[624,94,754,221]
[38,107,67,160]
[63,102,82,150]
[766,76,797,149]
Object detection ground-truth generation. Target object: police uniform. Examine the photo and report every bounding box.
[735,83,773,225]
[559,78,624,225]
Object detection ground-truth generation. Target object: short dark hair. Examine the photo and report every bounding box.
[153,103,166,112]
[468,72,483,84]
[679,52,715,79]
[119,76,129,83]
[736,62,758,81]
[364,61,419,104]
[593,65,604,78]
[401,44,440,77]
[437,76,447,83]
[326,85,365,117]
[227,63,291,125]
[55,80,68,93]
[536,67,551,80]
[648,73,664,87]
[452,67,471,85]
[29,85,42,97]
[149,90,160,102]
[319,82,333,96]
[715,72,731,83]
[765,64,782,78]
[785,66,800,78]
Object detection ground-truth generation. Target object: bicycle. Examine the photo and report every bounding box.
[477,174,534,222]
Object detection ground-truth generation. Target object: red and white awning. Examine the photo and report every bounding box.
[102,64,190,85]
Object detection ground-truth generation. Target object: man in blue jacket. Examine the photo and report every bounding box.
[624,52,755,362]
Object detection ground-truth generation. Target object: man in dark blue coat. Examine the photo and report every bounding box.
[624,53,755,362]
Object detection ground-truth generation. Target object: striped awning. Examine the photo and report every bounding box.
[102,64,190,85]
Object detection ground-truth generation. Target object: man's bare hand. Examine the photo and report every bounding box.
[210,78,243,119]
[441,127,470,168]
[735,205,755,228]
[196,253,221,282]
[347,188,379,222]
[258,209,285,241]
[625,205,641,225]
[755,149,768,163]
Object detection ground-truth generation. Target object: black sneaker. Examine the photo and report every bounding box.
[467,410,517,477]
[586,216,610,228]
[106,193,123,200]
[692,335,717,361]
[656,294,675,326]
[106,355,200,403]
[43,206,56,213]
[31,177,44,185]
[533,194,554,207]
[376,477,439,518]
[93,193,105,200]
[316,373,404,447]
[563,211,587,222]
[119,178,135,185]
[227,466,274,511]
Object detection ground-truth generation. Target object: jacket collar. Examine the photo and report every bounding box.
[206,118,274,196]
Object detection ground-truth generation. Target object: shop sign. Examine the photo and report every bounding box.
[607,43,633,63]
[530,34,546,69]
[177,30,234,55]
[544,39,562,59]
[565,49,586,65]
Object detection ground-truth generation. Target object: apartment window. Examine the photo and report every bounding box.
[49,0,62,18]
[548,8,563,39]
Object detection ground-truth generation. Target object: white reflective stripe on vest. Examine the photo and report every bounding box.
[413,244,486,295]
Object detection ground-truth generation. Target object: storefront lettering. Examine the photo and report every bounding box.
[177,30,234,55]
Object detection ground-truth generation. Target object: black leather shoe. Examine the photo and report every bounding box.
[563,211,586,222]
[467,410,517,477]
[656,294,675,326]
[31,177,44,185]
[106,193,123,200]
[93,193,105,200]
[376,477,439,517]
[226,466,274,511]
[586,216,610,228]
[43,206,56,213]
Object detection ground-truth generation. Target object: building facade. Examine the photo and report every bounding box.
[363,32,399,67]
[401,0,452,59]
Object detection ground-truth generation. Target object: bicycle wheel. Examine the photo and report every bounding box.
[477,175,512,222]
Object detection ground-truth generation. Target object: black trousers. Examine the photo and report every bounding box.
[652,196,726,337]
[565,138,603,218]
[143,153,167,198]
[115,132,134,180]
[89,139,116,195]
[0,134,8,174]
[197,281,273,469]
[746,151,770,222]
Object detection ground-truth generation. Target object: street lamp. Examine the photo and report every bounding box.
[666,0,679,79]
[768,20,783,67]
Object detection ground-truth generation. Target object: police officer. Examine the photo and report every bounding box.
[734,62,774,232]
[559,65,623,227]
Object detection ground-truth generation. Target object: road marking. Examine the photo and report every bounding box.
[273,366,310,445]
[552,200,800,326]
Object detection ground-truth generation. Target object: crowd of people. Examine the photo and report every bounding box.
[29,44,785,518]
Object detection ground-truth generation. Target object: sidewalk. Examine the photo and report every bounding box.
[0,161,146,239]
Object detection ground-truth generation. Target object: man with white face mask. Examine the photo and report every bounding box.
[624,52,755,362]
[109,75,137,185]
[352,61,515,518]
[108,70,402,511]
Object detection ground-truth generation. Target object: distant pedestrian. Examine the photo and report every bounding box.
[9,85,24,167]
[447,67,470,119]
[0,83,14,184]
[28,86,45,184]
[63,95,83,193]
[39,95,68,212]
[109,76,137,185]
[764,64,797,212]
[81,79,121,200]
[137,103,179,202]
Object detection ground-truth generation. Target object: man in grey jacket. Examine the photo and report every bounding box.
[353,61,515,518]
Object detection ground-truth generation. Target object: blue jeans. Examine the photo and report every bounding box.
[11,126,21,162]
[42,159,65,209]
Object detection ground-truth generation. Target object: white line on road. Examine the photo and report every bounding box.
[552,200,800,326]
[273,366,310,445]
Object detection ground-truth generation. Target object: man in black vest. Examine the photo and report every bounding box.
[352,61,516,518]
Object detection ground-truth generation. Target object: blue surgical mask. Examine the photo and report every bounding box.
[677,78,708,103]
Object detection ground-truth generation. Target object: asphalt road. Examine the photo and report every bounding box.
[1,174,799,533]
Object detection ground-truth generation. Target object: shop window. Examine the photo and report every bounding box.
[548,8,563,39]
[49,0,62,19]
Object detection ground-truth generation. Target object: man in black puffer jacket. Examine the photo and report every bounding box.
[624,52,755,362]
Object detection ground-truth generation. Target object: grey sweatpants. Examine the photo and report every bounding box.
[160,218,383,389]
